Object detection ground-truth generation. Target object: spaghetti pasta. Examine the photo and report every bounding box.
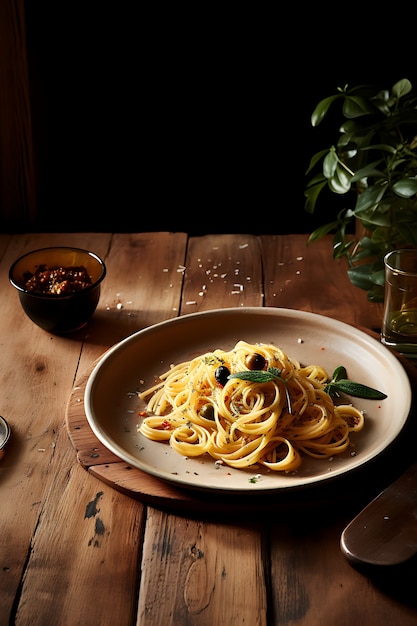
[137,340,365,472]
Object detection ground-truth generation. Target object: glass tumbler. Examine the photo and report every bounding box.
[381,249,417,358]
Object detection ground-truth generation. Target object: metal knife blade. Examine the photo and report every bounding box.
[340,461,417,566]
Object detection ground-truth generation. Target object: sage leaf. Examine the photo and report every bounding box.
[228,364,387,410]
[332,365,347,382]
[228,370,278,383]
[324,366,387,400]
[326,379,387,400]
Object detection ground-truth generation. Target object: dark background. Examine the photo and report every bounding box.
[19,5,417,235]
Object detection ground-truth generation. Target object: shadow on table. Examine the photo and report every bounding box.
[56,307,173,348]
[348,555,417,609]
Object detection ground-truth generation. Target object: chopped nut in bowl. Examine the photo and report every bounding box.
[9,247,106,333]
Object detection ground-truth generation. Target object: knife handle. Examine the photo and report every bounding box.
[340,462,417,566]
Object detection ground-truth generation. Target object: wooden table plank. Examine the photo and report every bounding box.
[0,232,113,625]
[182,233,263,311]
[77,231,189,361]
[138,509,267,626]
[260,234,384,330]
[15,444,144,626]
[96,232,187,340]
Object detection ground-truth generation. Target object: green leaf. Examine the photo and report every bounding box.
[392,78,412,99]
[331,366,347,382]
[325,366,387,399]
[360,144,396,155]
[311,95,340,127]
[367,284,385,302]
[392,178,417,198]
[228,367,286,384]
[304,180,327,214]
[328,164,352,194]
[326,379,387,400]
[347,264,376,290]
[228,370,277,383]
[305,149,329,175]
[349,159,385,183]
[354,184,388,214]
[323,147,338,178]
[307,221,340,243]
[342,95,378,118]
[370,267,385,287]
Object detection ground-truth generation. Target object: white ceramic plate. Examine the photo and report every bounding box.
[84,307,412,493]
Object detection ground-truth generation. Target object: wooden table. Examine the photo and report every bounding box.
[2,232,417,626]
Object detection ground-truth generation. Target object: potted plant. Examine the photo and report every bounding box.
[305,77,417,302]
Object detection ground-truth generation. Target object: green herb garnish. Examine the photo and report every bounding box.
[324,366,387,400]
[228,364,387,404]
[228,367,283,384]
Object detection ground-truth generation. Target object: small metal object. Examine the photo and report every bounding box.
[0,415,11,454]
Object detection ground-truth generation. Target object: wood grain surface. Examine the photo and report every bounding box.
[4,232,417,626]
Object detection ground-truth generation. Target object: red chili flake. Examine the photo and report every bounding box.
[160,420,173,430]
[138,411,148,417]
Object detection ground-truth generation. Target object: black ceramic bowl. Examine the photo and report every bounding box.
[9,246,106,333]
